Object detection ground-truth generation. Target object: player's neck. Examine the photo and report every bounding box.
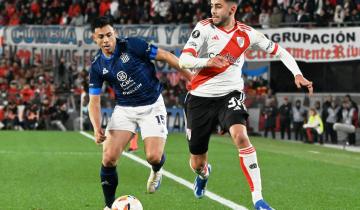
[101,44,116,58]
[221,18,236,31]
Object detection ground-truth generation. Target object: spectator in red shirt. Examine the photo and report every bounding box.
[5,2,16,18]
[0,60,8,78]
[99,0,111,16]
[9,12,20,25]
[68,3,81,18]
[21,84,35,104]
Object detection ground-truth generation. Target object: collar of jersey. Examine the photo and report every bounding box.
[101,52,114,60]
[100,42,120,60]
[216,23,237,34]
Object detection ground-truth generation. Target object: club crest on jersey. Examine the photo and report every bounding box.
[120,53,130,63]
[117,71,127,81]
[237,37,245,48]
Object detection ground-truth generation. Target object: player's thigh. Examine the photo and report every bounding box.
[143,137,165,161]
[185,94,216,155]
[218,91,251,148]
[138,96,168,141]
[102,130,134,164]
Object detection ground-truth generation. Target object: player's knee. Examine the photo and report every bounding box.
[146,153,162,165]
[190,158,206,171]
[102,154,118,167]
[190,162,205,171]
[233,132,250,147]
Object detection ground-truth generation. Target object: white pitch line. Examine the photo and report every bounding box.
[308,151,320,154]
[79,131,248,210]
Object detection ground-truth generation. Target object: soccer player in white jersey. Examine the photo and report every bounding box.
[179,0,313,209]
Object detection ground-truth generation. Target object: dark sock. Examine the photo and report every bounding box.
[100,165,118,208]
[151,153,166,172]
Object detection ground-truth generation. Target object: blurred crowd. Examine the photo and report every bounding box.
[260,94,359,145]
[0,55,87,131]
[0,0,359,27]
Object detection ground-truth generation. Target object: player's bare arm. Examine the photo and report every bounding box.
[155,48,194,81]
[88,95,106,144]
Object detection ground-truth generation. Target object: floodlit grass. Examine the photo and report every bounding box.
[0,131,359,210]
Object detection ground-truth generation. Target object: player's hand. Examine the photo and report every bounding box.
[94,128,106,144]
[207,55,230,68]
[295,74,313,95]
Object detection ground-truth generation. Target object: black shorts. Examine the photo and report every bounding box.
[184,91,249,155]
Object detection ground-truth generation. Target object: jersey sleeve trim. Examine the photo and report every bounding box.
[89,88,102,95]
[182,48,198,57]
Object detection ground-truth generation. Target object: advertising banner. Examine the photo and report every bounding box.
[2,25,359,67]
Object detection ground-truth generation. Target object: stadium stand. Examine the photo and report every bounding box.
[0,0,359,26]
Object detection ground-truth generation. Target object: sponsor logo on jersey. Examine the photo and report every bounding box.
[117,71,139,93]
[192,30,200,38]
[120,53,130,63]
[209,52,242,64]
[102,67,109,74]
[117,71,127,81]
[237,36,245,48]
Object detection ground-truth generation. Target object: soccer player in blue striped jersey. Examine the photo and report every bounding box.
[88,16,192,210]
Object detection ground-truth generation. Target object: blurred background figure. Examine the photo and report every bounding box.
[338,100,356,145]
[263,99,278,139]
[325,100,340,144]
[292,100,307,141]
[279,97,292,140]
[303,108,324,144]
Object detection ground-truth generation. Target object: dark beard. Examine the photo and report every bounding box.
[213,19,226,27]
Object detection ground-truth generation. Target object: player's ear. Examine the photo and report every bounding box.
[229,4,237,15]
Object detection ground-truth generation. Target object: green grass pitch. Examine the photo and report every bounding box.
[0,131,359,210]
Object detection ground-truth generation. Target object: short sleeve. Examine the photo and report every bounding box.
[88,64,103,95]
[182,22,207,57]
[127,37,158,60]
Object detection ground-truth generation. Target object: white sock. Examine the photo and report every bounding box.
[189,160,209,179]
[239,145,263,204]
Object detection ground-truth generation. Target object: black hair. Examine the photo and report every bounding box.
[225,0,238,3]
[91,16,114,33]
